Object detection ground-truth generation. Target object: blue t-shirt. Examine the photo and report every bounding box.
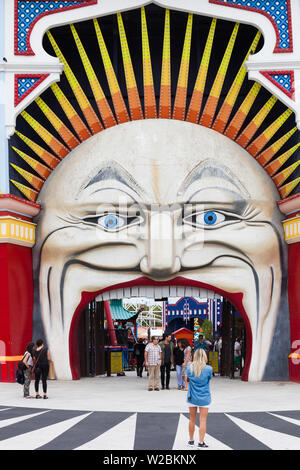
[187,364,213,407]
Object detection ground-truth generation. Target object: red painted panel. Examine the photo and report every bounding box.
[288,242,300,383]
[0,244,33,364]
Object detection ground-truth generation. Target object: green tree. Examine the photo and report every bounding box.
[202,319,213,342]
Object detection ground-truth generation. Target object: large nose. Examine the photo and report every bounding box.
[140,211,181,277]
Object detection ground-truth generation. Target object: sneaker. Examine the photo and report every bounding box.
[197,442,208,449]
[187,440,194,448]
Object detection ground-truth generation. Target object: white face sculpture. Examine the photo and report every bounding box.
[33,120,289,381]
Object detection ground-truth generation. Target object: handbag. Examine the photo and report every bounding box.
[32,349,43,374]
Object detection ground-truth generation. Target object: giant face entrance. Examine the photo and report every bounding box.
[28,5,291,383]
[76,290,246,381]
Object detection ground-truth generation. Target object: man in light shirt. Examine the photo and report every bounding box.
[144,337,162,391]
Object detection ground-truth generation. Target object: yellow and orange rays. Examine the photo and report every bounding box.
[159,9,171,119]
[246,108,293,157]
[200,22,239,128]
[224,82,261,140]
[235,95,277,148]
[47,30,102,134]
[70,24,116,129]
[117,13,143,121]
[12,147,52,180]
[11,8,299,201]
[173,13,193,121]
[141,7,157,119]
[35,96,80,150]
[10,164,44,192]
[51,83,91,141]
[15,131,60,169]
[10,180,38,202]
[93,18,130,124]
[256,126,297,167]
[212,30,261,134]
[279,177,300,198]
[272,160,300,188]
[265,143,300,177]
[21,110,69,159]
[186,18,216,124]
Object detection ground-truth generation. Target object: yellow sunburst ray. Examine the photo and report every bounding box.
[21,110,69,159]
[256,126,297,167]
[10,163,44,191]
[173,13,193,121]
[117,12,143,121]
[51,83,91,141]
[12,146,51,180]
[93,18,130,124]
[265,143,300,177]
[279,177,300,198]
[70,24,116,129]
[159,9,171,119]
[186,18,216,124]
[10,180,38,202]
[246,108,293,157]
[35,96,80,150]
[141,7,157,119]
[200,22,239,128]
[212,30,261,133]
[235,95,277,148]
[15,131,60,169]
[224,82,261,140]
[47,30,102,134]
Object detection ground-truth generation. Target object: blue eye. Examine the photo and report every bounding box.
[187,211,226,227]
[204,211,218,225]
[98,214,124,230]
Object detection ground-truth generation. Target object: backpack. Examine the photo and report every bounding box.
[16,354,27,385]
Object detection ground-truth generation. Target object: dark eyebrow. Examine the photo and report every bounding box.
[79,162,146,198]
[178,160,250,198]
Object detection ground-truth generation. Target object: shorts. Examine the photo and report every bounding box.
[188,404,210,409]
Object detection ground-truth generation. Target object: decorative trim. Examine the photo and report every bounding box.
[278,192,300,215]
[14,0,97,56]
[282,216,300,244]
[209,0,293,53]
[14,73,49,106]
[0,194,40,217]
[0,216,36,247]
[260,70,295,100]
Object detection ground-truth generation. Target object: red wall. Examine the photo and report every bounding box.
[288,242,300,349]
[0,244,33,356]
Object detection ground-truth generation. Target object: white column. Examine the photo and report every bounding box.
[0,0,9,194]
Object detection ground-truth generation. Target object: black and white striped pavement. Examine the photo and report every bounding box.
[0,405,299,450]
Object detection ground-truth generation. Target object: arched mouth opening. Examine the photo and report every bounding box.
[69,277,252,382]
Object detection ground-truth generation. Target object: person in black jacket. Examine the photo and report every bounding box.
[133,338,146,377]
[174,340,185,390]
[34,339,51,399]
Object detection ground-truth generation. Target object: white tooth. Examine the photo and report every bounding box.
[154,286,162,299]
[139,286,147,297]
[169,286,177,297]
[131,286,139,297]
[185,287,192,296]
[176,286,185,297]
[124,288,131,298]
[207,290,214,299]
[102,290,110,300]
[162,286,170,298]
[116,289,123,299]
[200,288,208,298]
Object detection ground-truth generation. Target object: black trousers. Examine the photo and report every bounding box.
[34,364,49,394]
[136,358,144,377]
[160,362,171,388]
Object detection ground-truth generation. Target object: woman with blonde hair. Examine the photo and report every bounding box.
[186,348,213,449]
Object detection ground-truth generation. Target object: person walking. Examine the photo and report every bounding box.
[23,342,35,398]
[133,338,146,377]
[187,349,213,449]
[159,333,174,390]
[34,339,51,399]
[174,340,185,390]
[144,336,162,391]
[181,338,192,391]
